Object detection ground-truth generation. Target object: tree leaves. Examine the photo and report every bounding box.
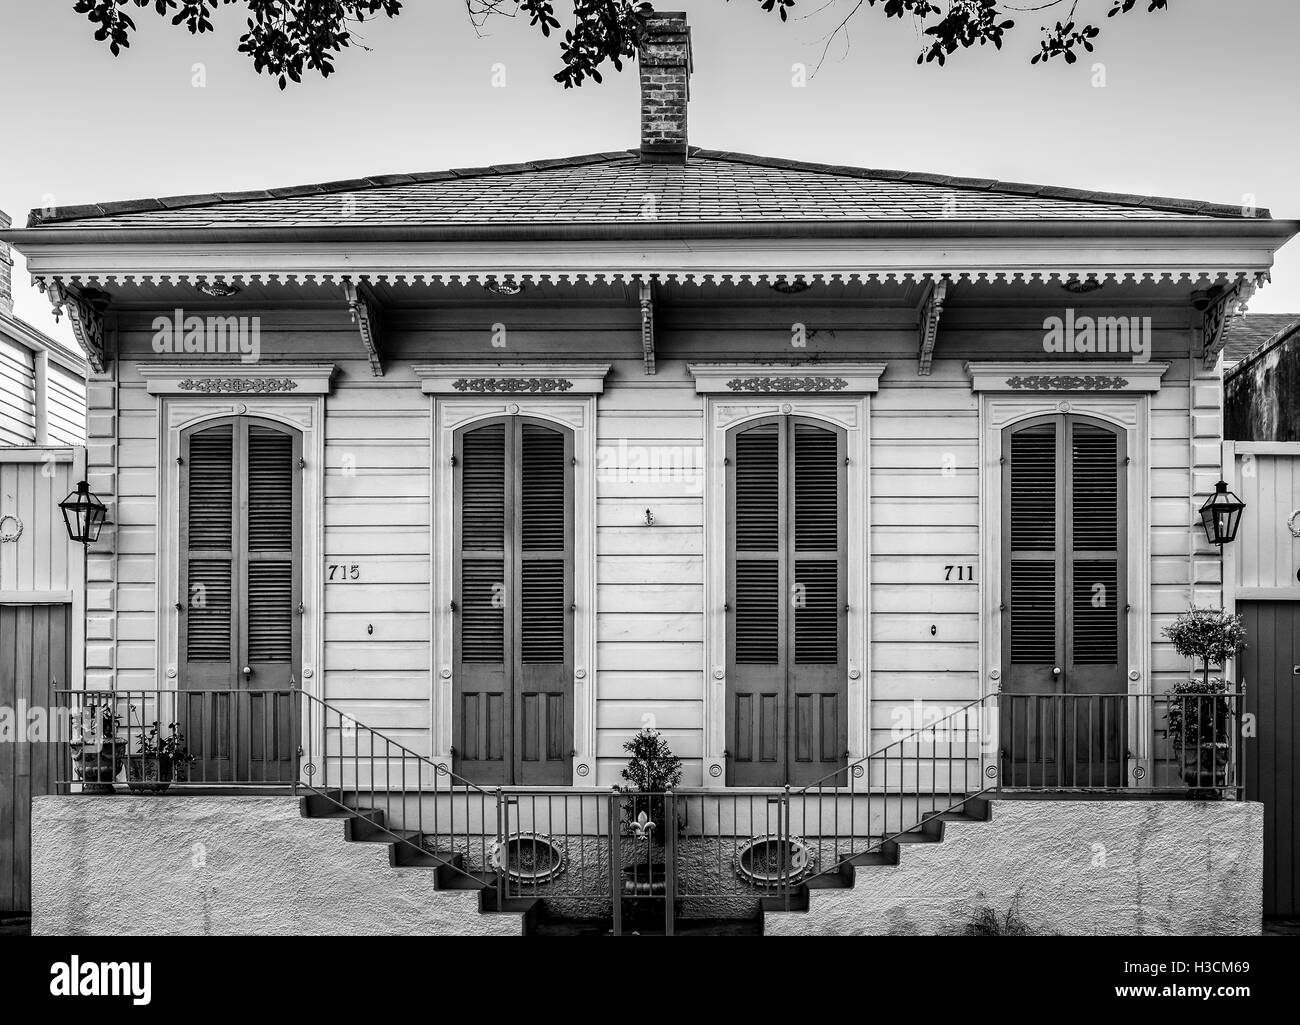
[69,0,1173,86]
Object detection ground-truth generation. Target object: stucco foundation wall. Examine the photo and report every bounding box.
[31,796,523,936]
[765,800,1263,937]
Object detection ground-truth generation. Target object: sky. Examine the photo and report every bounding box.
[1,0,1298,348]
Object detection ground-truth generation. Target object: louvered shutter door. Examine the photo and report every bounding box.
[729,422,784,785]
[728,418,847,787]
[455,423,509,782]
[790,422,847,784]
[1064,420,1126,786]
[181,425,235,688]
[515,422,573,784]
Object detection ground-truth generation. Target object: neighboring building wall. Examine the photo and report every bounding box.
[1225,323,1300,442]
[90,297,1221,785]
[765,799,1263,936]
[0,209,88,446]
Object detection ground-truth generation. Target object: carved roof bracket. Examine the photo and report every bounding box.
[341,279,384,376]
[45,280,109,374]
[917,276,949,377]
[639,279,656,375]
[1198,276,1257,369]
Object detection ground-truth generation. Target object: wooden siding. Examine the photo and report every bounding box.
[92,302,1214,786]
[0,335,35,445]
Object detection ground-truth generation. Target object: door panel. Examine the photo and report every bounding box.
[1001,415,1126,788]
[1241,601,1300,917]
[179,417,300,783]
[727,417,846,787]
[454,418,574,786]
[0,603,69,914]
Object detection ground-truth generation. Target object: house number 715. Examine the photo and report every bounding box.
[944,565,974,581]
[327,564,361,581]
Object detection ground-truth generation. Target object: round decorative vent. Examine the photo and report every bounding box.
[488,831,567,885]
[733,834,817,888]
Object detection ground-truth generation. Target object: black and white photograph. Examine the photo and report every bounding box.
[0,0,1296,1003]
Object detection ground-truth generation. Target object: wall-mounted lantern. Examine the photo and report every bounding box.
[1198,480,1245,547]
[59,480,108,546]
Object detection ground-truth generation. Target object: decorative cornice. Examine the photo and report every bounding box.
[689,362,886,395]
[917,277,948,377]
[452,377,573,394]
[341,280,383,377]
[725,376,849,393]
[137,363,337,395]
[178,377,299,394]
[965,361,1169,393]
[414,363,611,396]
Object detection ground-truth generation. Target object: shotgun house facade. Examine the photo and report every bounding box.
[7,14,1296,935]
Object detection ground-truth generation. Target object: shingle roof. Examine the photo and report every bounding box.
[1222,314,1300,364]
[26,149,1266,229]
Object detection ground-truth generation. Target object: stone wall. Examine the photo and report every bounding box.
[765,800,1263,936]
[31,796,524,936]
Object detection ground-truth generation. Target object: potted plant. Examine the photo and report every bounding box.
[1161,607,1246,796]
[614,727,683,919]
[70,697,124,794]
[127,719,195,794]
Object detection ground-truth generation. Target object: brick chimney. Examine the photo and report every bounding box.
[638,12,692,164]
[0,210,13,317]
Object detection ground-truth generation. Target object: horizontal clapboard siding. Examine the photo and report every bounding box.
[83,310,1212,784]
[0,336,35,445]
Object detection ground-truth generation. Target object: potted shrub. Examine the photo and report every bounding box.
[614,727,683,918]
[70,698,124,794]
[127,720,195,794]
[1161,607,1246,796]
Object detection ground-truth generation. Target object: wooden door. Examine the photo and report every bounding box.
[179,417,301,783]
[727,417,847,787]
[0,602,69,914]
[1001,415,1127,788]
[454,418,574,786]
[1241,601,1300,917]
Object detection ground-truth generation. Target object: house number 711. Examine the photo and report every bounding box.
[944,565,974,581]
[327,564,361,581]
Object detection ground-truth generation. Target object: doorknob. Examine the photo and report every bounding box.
[242,665,253,678]
[1051,667,1062,677]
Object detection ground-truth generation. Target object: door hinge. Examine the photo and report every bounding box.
[449,600,458,612]
[175,601,185,612]
[298,457,306,469]
[297,601,305,615]
[450,455,457,466]
[175,456,184,466]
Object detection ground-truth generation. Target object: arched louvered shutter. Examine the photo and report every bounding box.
[454,418,573,785]
[1001,414,1126,788]
[727,417,846,787]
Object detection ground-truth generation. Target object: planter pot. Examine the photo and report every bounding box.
[1179,742,1231,796]
[72,741,126,794]
[126,755,188,794]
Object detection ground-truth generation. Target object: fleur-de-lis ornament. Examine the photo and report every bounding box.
[630,810,657,841]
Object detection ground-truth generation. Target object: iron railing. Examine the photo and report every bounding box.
[53,686,1244,927]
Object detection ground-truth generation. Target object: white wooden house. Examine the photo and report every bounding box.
[7,13,1295,936]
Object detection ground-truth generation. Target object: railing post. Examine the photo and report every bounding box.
[663,791,676,936]
[495,787,506,912]
[780,784,791,913]
[608,790,622,937]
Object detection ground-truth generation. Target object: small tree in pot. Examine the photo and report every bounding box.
[127,719,196,794]
[1161,607,1246,796]
[614,727,683,921]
